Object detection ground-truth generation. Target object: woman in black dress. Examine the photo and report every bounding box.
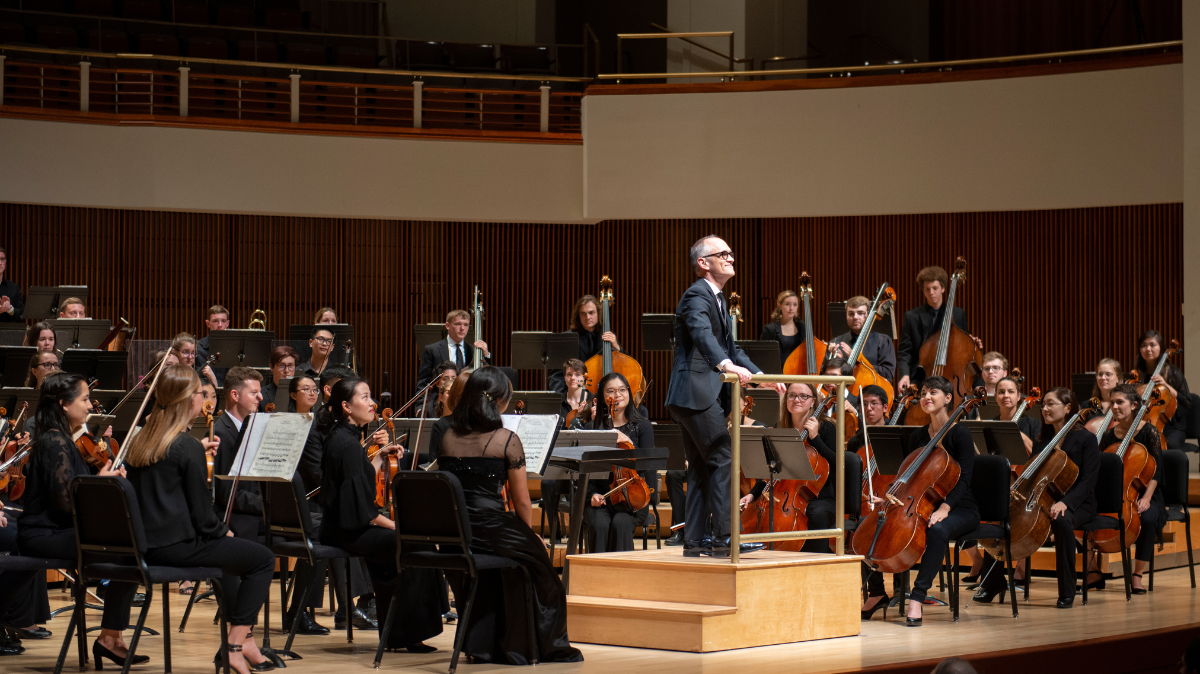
[584,372,656,553]
[17,372,144,667]
[759,290,803,363]
[1135,330,1191,450]
[124,365,278,673]
[317,377,443,653]
[436,366,583,664]
[776,381,838,553]
[1101,383,1165,595]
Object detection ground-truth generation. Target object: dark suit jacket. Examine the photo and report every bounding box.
[897,304,969,380]
[415,339,488,393]
[665,279,758,414]
[832,330,897,382]
[0,278,24,322]
[212,412,262,518]
[195,334,229,386]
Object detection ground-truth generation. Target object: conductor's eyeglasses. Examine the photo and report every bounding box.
[703,250,734,261]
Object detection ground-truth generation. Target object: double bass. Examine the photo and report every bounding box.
[905,258,983,427]
[852,387,986,572]
[834,282,897,403]
[1088,389,1163,554]
[471,286,485,369]
[583,276,647,406]
[782,273,827,378]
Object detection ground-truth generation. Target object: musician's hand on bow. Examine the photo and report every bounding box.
[98,460,126,478]
[15,432,29,448]
[590,494,606,507]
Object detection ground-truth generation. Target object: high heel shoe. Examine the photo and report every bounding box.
[973,585,1007,604]
[1131,573,1147,595]
[214,644,275,673]
[245,627,283,669]
[93,641,150,670]
[860,594,889,621]
[905,615,922,627]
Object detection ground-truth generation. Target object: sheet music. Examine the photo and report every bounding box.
[226,413,313,480]
[501,414,560,476]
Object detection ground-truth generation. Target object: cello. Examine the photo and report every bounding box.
[833,282,897,404]
[1088,389,1163,554]
[905,258,983,427]
[858,386,919,519]
[782,273,828,378]
[583,276,647,406]
[852,387,986,572]
[1137,339,1181,445]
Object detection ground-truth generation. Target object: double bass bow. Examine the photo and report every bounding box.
[852,387,986,572]
[905,258,983,427]
[583,276,647,406]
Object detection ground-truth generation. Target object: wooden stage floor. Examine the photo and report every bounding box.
[8,565,1199,674]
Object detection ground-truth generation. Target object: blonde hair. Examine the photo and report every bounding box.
[125,365,199,467]
[770,290,798,324]
[314,307,338,323]
[776,382,821,430]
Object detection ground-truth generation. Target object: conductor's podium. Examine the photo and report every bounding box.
[565,547,862,652]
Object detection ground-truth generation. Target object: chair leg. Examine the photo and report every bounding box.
[121,583,153,674]
[653,503,662,550]
[520,567,538,663]
[1023,556,1031,600]
[1149,532,1157,592]
[162,583,172,674]
[372,580,403,669]
[1118,523,1132,601]
[448,578,479,674]
[282,560,322,654]
[178,579,200,632]
[345,559,354,644]
[1082,537,1090,606]
[1004,534,1018,618]
[951,542,960,621]
[1186,510,1196,588]
[213,579,230,674]
[76,581,89,669]
[52,581,82,674]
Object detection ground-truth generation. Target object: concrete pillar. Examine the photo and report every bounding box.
[539,84,550,133]
[178,67,189,116]
[289,73,300,123]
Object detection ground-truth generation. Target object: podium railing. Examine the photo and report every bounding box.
[724,372,855,563]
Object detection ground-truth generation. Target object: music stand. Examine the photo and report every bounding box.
[0,325,24,347]
[274,377,294,410]
[976,401,1001,421]
[85,414,118,437]
[62,349,127,389]
[961,421,1028,467]
[0,387,36,418]
[1071,372,1096,405]
[0,346,36,388]
[414,324,447,357]
[208,329,276,368]
[90,389,124,418]
[740,427,818,551]
[743,388,782,427]
[287,324,354,365]
[737,340,781,375]
[48,319,111,349]
[109,390,147,434]
[641,314,676,351]
[863,426,919,475]
[651,424,688,471]
[511,331,579,388]
[24,285,89,321]
[828,301,893,339]
[511,391,561,415]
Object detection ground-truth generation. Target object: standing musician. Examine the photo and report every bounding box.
[830,295,897,382]
[978,352,1009,398]
[416,310,490,393]
[548,295,621,394]
[57,297,87,319]
[900,375,979,626]
[17,373,144,667]
[260,346,298,413]
[299,327,337,380]
[1091,358,1124,412]
[212,366,265,541]
[759,290,804,364]
[315,377,444,653]
[895,266,984,394]
[584,372,657,553]
[665,235,779,558]
[124,365,278,674]
[314,307,339,324]
[0,246,23,322]
[23,321,56,352]
[1135,330,1191,451]
[1101,383,1165,595]
[174,332,219,388]
[196,305,230,385]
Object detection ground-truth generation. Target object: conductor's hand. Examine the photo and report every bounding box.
[200,437,220,456]
[739,493,755,511]
[803,417,820,438]
[590,494,606,507]
[601,332,620,351]
[1049,501,1067,519]
[927,503,950,528]
[473,340,490,358]
[723,363,753,386]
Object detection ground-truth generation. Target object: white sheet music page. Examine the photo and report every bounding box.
[227,413,313,480]
[501,414,560,476]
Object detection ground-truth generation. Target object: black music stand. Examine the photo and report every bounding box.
[109,390,147,437]
[862,426,918,474]
[511,391,562,415]
[651,424,688,471]
[48,319,111,349]
[0,387,36,419]
[391,418,440,466]
[976,401,1001,421]
[737,340,781,375]
[961,421,1028,466]
[828,301,893,339]
[641,314,676,352]
[511,331,579,388]
[85,414,117,437]
[743,389,782,427]
[741,427,818,551]
[209,329,276,368]
[0,325,25,347]
[274,377,294,410]
[414,324,447,357]
[1071,372,1096,405]
[0,346,36,387]
[62,349,127,389]
[23,285,89,321]
[287,324,354,365]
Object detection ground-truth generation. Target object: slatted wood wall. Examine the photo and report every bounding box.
[0,202,1182,418]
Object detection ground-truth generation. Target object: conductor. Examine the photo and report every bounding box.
[665,235,783,557]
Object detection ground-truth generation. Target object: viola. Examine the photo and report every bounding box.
[584,276,647,407]
[1087,389,1163,554]
[905,257,983,427]
[603,397,655,512]
[782,272,828,378]
[75,391,118,470]
[372,408,400,512]
[1137,339,1181,449]
[852,387,986,572]
[203,400,217,485]
[0,403,31,500]
[835,283,897,404]
[1085,371,1139,439]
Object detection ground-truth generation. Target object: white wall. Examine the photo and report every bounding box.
[1185,7,1200,377]
[0,119,584,223]
[583,63,1182,220]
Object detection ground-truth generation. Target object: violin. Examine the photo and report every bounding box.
[782,272,828,378]
[905,258,983,427]
[602,396,655,512]
[1085,370,1138,439]
[1137,339,1181,447]
[203,400,217,485]
[852,387,986,572]
[1087,388,1164,554]
[834,283,897,404]
[75,388,118,470]
[372,408,400,513]
[584,276,647,407]
[0,403,31,500]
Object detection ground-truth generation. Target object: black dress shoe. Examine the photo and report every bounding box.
[94,640,150,668]
[132,592,147,607]
[682,539,712,557]
[905,617,922,627]
[664,532,685,547]
[710,536,764,557]
[1056,597,1074,609]
[0,633,24,655]
[16,626,51,639]
[284,612,330,636]
[334,607,377,631]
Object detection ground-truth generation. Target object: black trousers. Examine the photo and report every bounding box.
[1049,509,1092,600]
[0,510,38,628]
[584,505,647,553]
[668,402,732,541]
[19,527,136,632]
[803,498,834,554]
[1135,502,1165,563]
[146,536,274,626]
[863,566,905,598]
[286,510,373,618]
[909,509,980,604]
[1164,428,1187,452]
[666,470,686,526]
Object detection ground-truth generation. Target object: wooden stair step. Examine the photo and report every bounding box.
[567,595,737,617]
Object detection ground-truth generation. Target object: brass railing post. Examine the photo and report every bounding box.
[412,79,422,129]
[539,83,549,133]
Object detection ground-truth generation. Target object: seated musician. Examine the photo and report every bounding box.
[429,370,471,462]
[0,507,43,655]
[829,295,896,382]
[124,365,278,674]
[759,290,803,364]
[769,382,839,553]
[1101,383,1165,595]
[1091,358,1123,412]
[299,327,336,379]
[17,372,145,667]
[23,321,56,352]
[979,352,1008,398]
[0,247,23,322]
[211,366,265,541]
[820,357,860,417]
[995,376,1039,452]
[1135,330,1191,451]
[436,366,584,664]
[900,375,980,626]
[316,376,443,652]
[289,376,319,415]
[421,361,459,418]
[314,307,339,324]
[196,305,230,386]
[560,358,592,429]
[583,372,656,553]
[548,295,620,394]
[416,310,490,393]
[24,351,60,389]
[896,267,983,394]
[173,332,219,388]
[260,346,298,413]
[852,385,901,618]
[57,297,87,318]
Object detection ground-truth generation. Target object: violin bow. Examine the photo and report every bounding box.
[113,348,176,470]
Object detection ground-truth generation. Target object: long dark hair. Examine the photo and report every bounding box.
[592,372,643,429]
[1036,387,1079,442]
[450,366,511,434]
[34,371,85,444]
[315,376,363,433]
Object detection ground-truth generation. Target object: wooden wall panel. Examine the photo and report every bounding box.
[0,203,1182,419]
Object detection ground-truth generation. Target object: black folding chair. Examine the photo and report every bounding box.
[1148,449,1195,590]
[376,471,536,674]
[1080,453,1133,604]
[57,476,229,674]
[262,477,359,653]
[948,454,1018,620]
[843,451,864,535]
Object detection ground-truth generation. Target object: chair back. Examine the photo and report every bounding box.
[70,476,148,574]
[971,454,1011,523]
[1186,393,1200,439]
[1160,449,1190,508]
[391,471,472,550]
[1094,453,1125,513]
[842,451,862,520]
